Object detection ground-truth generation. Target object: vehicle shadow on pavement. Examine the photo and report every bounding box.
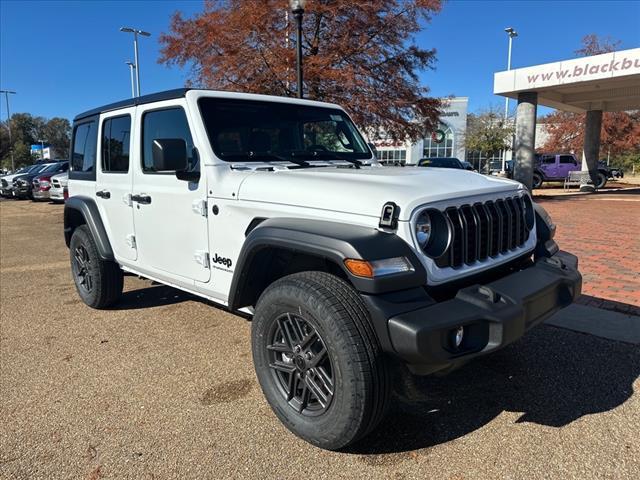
[351,324,639,455]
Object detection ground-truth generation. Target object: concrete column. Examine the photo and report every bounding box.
[513,92,538,191]
[580,109,603,192]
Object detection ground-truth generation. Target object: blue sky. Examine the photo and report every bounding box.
[1,0,639,121]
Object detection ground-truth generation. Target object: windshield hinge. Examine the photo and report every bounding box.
[194,251,210,268]
[379,202,399,230]
[192,199,208,217]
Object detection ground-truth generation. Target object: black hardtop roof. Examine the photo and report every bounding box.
[74,88,190,121]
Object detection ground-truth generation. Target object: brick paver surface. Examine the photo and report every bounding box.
[536,190,640,314]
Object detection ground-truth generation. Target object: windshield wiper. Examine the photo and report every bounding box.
[223,151,310,168]
[290,150,362,169]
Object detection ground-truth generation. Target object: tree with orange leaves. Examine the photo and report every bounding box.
[159,0,443,141]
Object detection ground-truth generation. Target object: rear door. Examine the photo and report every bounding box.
[131,101,210,283]
[557,154,578,179]
[95,109,137,261]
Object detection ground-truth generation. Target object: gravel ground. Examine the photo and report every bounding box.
[1,199,639,480]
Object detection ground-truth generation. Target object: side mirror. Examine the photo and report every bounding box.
[152,138,188,172]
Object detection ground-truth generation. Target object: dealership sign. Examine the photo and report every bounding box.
[495,48,639,92]
[494,48,640,112]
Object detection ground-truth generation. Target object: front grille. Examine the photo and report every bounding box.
[435,196,530,269]
[52,179,61,188]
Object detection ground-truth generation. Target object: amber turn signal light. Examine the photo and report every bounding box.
[344,259,374,278]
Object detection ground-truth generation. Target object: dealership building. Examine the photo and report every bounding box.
[373,97,469,166]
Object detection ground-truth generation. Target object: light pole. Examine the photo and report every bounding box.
[289,0,306,99]
[120,26,150,97]
[1,89,16,171]
[501,27,518,174]
[126,61,136,98]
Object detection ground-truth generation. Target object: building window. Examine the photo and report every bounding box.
[377,149,407,165]
[423,124,454,158]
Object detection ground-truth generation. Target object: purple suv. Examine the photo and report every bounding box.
[533,153,609,189]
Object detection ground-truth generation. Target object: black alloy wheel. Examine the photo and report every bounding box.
[267,312,334,415]
[72,245,93,293]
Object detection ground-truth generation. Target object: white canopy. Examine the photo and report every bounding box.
[494,48,640,113]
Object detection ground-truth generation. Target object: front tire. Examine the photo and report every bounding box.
[252,271,390,450]
[596,172,607,189]
[70,225,123,309]
[532,173,543,189]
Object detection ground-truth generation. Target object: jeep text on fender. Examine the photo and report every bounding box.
[64,89,581,450]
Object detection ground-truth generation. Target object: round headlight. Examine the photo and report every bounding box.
[415,209,451,258]
[415,211,431,249]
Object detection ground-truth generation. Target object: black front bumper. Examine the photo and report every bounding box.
[364,251,581,375]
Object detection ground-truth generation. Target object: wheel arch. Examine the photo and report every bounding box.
[64,196,114,261]
[228,218,426,311]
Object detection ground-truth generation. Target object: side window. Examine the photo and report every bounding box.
[102,115,131,173]
[142,107,196,173]
[70,120,98,178]
[559,155,577,165]
[542,155,556,164]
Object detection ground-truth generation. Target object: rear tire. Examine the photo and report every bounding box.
[596,172,607,189]
[252,271,390,450]
[70,225,123,309]
[532,173,543,189]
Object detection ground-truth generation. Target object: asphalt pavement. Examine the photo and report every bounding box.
[1,199,638,480]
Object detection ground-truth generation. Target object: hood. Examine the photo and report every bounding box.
[236,166,523,221]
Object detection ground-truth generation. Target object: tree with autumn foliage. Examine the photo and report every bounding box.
[541,34,640,169]
[159,0,443,141]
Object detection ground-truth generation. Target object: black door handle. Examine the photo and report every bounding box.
[96,190,111,199]
[131,194,152,205]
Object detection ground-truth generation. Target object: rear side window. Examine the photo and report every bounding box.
[102,115,131,173]
[141,107,196,173]
[70,118,98,180]
[559,155,577,164]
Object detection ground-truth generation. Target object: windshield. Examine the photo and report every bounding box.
[198,98,372,163]
[42,162,65,173]
[419,158,462,169]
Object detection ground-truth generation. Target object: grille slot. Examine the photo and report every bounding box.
[434,196,530,269]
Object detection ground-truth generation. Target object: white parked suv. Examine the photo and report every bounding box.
[64,89,581,450]
[49,171,69,202]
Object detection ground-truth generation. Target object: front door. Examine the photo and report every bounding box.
[131,102,210,283]
[540,154,558,179]
[95,109,137,261]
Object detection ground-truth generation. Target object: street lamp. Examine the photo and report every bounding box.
[125,61,136,98]
[501,27,518,174]
[289,0,306,99]
[120,26,151,97]
[0,89,16,171]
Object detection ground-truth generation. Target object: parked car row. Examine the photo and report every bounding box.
[0,160,69,203]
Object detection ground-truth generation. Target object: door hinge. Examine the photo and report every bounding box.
[194,250,210,268]
[125,234,136,249]
[192,199,208,217]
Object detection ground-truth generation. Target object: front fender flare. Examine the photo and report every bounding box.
[228,217,426,310]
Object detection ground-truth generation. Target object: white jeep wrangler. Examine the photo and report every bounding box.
[65,89,581,450]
